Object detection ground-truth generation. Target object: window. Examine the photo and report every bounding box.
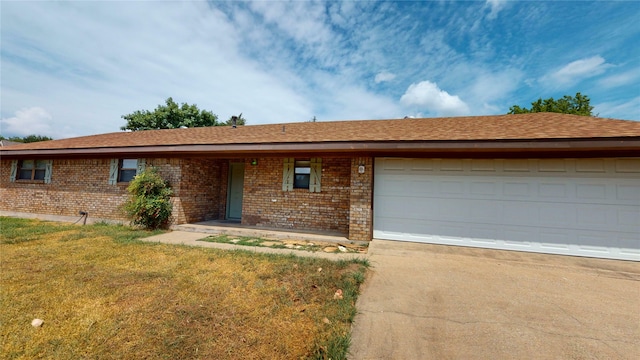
[282,157,321,192]
[119,159,138,182]
[18,160,47,180]
[10,159,52,183]
[294,160,311,189]
[109,158,145,185]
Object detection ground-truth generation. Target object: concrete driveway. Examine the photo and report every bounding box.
[349,240,640,359]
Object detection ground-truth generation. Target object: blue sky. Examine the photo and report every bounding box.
[1,0,639,139]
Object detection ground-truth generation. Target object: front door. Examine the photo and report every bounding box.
[226,163,245,220]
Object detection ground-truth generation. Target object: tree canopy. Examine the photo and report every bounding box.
[121,97,220,131]
[508,92,594,116]
[0,134,53,143]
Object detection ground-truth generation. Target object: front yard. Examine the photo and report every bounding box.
[0,217,367,359]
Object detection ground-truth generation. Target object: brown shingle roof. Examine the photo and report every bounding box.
[3,113,640,153]
[2,113,639,159]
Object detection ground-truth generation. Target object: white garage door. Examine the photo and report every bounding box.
[374,158,640,261]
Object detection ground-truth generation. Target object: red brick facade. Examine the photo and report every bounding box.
[242,157,351,234]
[1,158,131,220]
[0,156,374,241]
[349,157,373,241]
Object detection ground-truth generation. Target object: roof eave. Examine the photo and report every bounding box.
[1,138,639,159]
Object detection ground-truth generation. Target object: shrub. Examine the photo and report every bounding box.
[123,168,173,229]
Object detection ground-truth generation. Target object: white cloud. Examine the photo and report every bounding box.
[598,68,640,89]
[546,55,611,86]
[374,71,396,83]
[0,107,55,137]
[594,97,640,120]
[467,69,523,104]
[485,0,508,20]
[400,81,470,116]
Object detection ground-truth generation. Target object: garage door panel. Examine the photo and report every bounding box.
[576,234,612,254]
[577,184,607,199]
[576,159,607,172]
[539,205,574,226]
[503,182,531,197]
[470,181,497,195]
[469,232,499,244]
[410,180,437,195]
[575,205,612,226]
[502,202,537,225]
[615,159,640,172]
[380,158,407,171]
[538,232,572,250]
[617,185,640,201]
[502,225,537,243]
[440,180,465,194]
[539,182,568,198]
[375,176,407,196]
[618,209,640,227]
[619,238,640,256]
[375,196,442,220]
[374,158,640,261]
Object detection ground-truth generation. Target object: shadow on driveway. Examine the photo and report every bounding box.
[349,240,640,359]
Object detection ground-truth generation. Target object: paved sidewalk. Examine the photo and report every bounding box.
[349,240,640,359]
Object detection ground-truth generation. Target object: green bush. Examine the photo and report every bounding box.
[123,168,173,229]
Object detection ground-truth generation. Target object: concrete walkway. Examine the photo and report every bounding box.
[349,240,640,359]
[141,230,368,261]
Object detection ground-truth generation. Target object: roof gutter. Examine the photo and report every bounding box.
[1,138,639,159]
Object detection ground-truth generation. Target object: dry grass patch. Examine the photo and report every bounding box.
[0,217,367,359]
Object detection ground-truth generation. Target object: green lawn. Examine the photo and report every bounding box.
[0,217,368,359]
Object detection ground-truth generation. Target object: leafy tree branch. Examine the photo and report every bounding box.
[508,92,594,116]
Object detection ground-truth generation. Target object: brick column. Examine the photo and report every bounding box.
[348,157,373,241]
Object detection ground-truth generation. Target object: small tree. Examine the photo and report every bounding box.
[123,168,173,229]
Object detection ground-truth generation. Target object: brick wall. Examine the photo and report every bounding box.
[242,157,351,235]
[0,158,225,225]
[174,158,225,223]
[1,156,375,240]
[0,158,131,220]
[348,157,373,241]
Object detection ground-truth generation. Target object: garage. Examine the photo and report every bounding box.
[373,158,640,261]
